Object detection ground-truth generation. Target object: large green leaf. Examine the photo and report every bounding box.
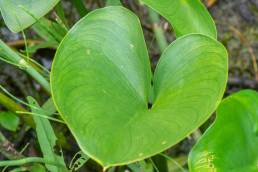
[188,90,258,172]
[140,0,217,38]
[50,6,228,168]
[0,0,59,32]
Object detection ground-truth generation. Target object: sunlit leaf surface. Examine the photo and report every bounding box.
[51,6,228,168]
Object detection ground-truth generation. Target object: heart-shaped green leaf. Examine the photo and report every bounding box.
[50,6,228,168]
[141,0,217,38]
[189,90,258,172]
[0,0,59,32]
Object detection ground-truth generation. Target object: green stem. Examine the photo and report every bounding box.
[71,0,88,18]
[0,157,64,167]
[0,40,50,93]
[148,8,168,52]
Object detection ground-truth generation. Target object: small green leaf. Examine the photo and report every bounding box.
[0,111,19,132]
[0,0,60,32]
[27,97,67,172]
[140,0,217,38]
[51,6,227,168]
[189,90,258,172]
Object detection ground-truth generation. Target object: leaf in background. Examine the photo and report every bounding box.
[140,0,217,38]
[0,0,60,32]
[189,90,258,172]
[27,97,67,172]
[0,111,19,132]
[32,18,67,44]
[51,6,227,168]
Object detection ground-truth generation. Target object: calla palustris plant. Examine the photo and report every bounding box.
[50,6,228,168]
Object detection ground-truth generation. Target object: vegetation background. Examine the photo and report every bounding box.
[0,0,257,171]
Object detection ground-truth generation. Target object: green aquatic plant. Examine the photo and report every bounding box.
[50,6,227,169]
[189,90,258,172]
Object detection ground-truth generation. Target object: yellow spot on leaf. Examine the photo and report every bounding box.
[161,141,167,145]
[86,49,91,55]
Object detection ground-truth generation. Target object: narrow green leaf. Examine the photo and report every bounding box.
[71,0,88,17]
[54,2,68,28]
[140,0,217,38]
[51,6,227,168]
[27,97,67,172]
[189,90,258,172]
[106,0,122,6]
[32,17,67,44]
[0,0,60,32]
[0,111,19,132]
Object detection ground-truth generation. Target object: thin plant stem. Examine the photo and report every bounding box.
[148,8,168,52]
[159,153,187,172]
[0,40,50,93]
[21,30,29,61]
[0,157,65,168]
[16,111,65,124]
[0,85,59,116]
[149,158,160,172]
